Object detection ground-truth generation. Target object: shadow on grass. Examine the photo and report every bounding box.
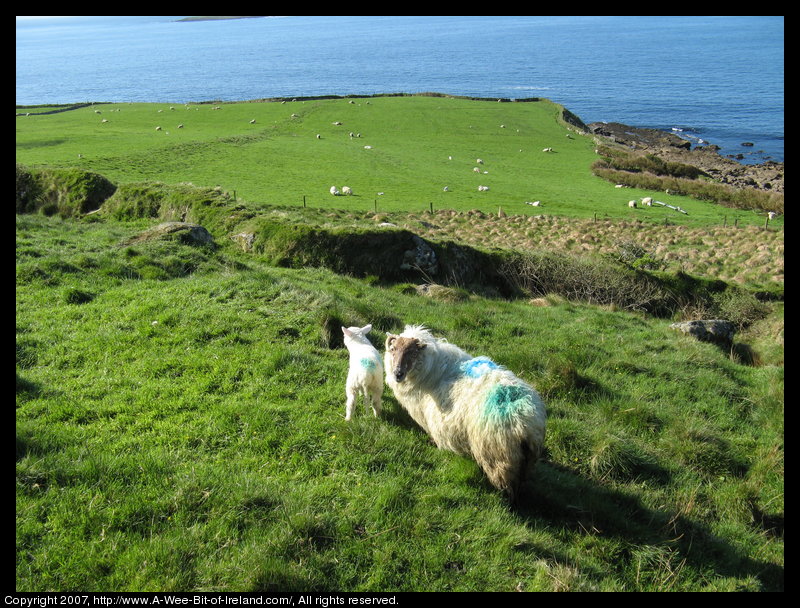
[515,461,784,591]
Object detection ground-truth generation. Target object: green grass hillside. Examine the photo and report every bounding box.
[16,95,783,591]
[16,95,778,227]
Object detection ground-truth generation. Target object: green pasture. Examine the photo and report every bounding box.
[16,213,783,591]
[16,94,782,592]
[16,95,767,227]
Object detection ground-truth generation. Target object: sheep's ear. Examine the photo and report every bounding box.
[342,326,351,336]
[416,339,427,350]
[385,334,397,350]
[363,324,372,334]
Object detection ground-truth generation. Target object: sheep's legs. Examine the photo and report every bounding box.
[368,389,382,418]
[345,386,357,421]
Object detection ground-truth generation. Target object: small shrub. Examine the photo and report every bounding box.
[712,288,769,330]
[612,239,667,271]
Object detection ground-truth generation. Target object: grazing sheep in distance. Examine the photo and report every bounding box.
[249,119,256,124]
[155,126,162,131]
[628,200,637,208]
[342,186,353,196]
[384,325,546,503]
[767,211,778,220]
[342,324,384,421]
[478,185,490,191]
[641,197,652,206]
[473,167,481,173]
[330,186,341,196]
[542,147,553,152]
[476,158,484,164]
[525,201,541,207]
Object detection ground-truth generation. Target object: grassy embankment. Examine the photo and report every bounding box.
[16,95,783,591]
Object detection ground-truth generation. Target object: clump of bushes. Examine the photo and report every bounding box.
[591,149,783,214]
[611,239,668,271]
[711,288,770,330]
[594,146,704,179]
[499,250,674,315]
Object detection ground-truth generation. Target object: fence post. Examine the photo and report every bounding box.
[303,195,306,208]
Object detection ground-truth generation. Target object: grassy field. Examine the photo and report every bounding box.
[16,95,780,227]
[16,95,783,592]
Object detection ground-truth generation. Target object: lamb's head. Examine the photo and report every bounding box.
[342,324,372,347]
[385,334,426,383]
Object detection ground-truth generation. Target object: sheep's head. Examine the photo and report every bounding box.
[385,334,426,383]
[342,324,372,346]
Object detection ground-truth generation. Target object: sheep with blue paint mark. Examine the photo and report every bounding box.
[342,324,384,421]
[384,325,546,503]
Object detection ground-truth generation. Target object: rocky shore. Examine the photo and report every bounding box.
[587,121,784,194]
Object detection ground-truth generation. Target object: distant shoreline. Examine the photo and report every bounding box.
[175,16,267,22]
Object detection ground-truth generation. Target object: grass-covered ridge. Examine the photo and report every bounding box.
[16,94,782,591]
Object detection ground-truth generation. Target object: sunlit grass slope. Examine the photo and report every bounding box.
[16,95,765,226]
[16,214,783,591]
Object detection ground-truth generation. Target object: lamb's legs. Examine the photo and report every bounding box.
[345,386,357,421]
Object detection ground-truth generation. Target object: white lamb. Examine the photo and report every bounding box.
[385,325,546,503]
[342,186,353,196]
[330,186,341,196]
[342,325,384,421]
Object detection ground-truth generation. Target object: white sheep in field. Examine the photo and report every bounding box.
[641,197,652,206]
[542,147,553,152]
[478,185,490,191]
[628,200,637,208]
[343,325,383,421]
[342,186,353,196]
[473,167,481,173]
[385,326,546,503]
[330,186,341,196]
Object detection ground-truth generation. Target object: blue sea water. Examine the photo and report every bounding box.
[16,15,784,163]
